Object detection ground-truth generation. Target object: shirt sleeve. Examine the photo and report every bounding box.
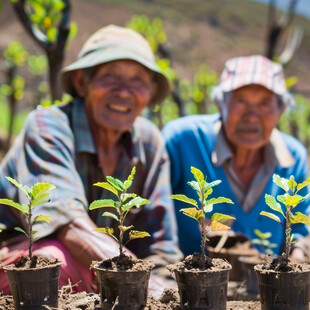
[0,106,89,239]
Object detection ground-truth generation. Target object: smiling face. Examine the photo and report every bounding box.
[72,59,155,132]
[221,84,284,151]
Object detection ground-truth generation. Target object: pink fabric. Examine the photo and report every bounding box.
[0,239,97,295]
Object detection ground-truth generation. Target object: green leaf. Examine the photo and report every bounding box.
[34,215,50,223]
[191,167,205,189]
[94,227,119,242]
[273,174,289,192]
[284,195,301,207]
[260,211,282,224]
[290,212,310,225]
[288,176,297,193]
[31,183,56,207]
[297,178,310,192]
[106,176,125,191]
[203,202,213,213]
[93,182,118,197]
[89,199,116,210]
[120,193,137,204]
[0,198,28,214]
[211,213,235,230]
[14,226,28,237]
[254,229,272,240]
[187,181,200,193]
[205,197,233,207]
[203,180,221,193]
[265,194,285,217]
[170,194,197,207]
[180,207,204,221]
[119,225,134,232]
[32,230,38,235]
[124,167,136,190]
[5,177,31,199]
[129,230,150,240]
[122,197,149,212]
[102,211,119,222]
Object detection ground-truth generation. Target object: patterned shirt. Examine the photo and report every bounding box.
[0,99,182,266]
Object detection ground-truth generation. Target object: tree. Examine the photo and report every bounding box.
[11,0,75,101]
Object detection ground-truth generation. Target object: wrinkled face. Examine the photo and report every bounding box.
[72,59,154,132]
[221,85,284,151]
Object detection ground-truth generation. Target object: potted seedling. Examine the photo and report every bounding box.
[254,174,310,310]
[89,166,154,310]
[239,229,275,295]
[0,176,61,310]
[168,166,235,310]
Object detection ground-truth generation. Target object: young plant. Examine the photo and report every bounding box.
[261,174,310,261]
[171,166,234,266]
[0,176,56,259]
[252,229,276,257]
[89,167,150,258]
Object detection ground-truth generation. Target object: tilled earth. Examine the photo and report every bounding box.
[0,290,262,310]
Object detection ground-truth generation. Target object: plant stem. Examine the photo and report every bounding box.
[28,202,33,259]
[285,208,292,261]
[199,185,206,266]
[200,218,207,266]
[119,199,124,257]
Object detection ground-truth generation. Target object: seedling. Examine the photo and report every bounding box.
[171,166,234,266]
[0,177,55,259]
[89,167,150,257]
[261,174,310,261]
[252,229,276,257]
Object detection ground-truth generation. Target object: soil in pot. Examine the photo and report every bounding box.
[92,254,154,310]
[255,256,310,310]
[3,255,61,310]
[168,254,232,310]
[207,234,258,282]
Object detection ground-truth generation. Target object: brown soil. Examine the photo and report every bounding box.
[255,256,310,273]
[168,254,231,272]
[94,254,154,272]
[0,289,263,310]
[3,255,60,270]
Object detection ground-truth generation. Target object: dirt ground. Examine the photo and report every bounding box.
[0,290,262,310]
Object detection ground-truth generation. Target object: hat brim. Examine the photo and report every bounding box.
[61,48,170,106]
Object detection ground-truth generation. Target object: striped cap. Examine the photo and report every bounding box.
[61,24,170,105]
[218,55,287,95]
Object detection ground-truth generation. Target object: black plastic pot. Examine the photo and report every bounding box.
[255,264,310,310]
[4,261,61,310]
[94,265,151,310]
[173,265,231,310]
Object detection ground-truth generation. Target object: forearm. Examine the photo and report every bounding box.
[56,217,136,267]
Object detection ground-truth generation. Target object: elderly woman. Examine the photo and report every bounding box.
[0,25,182,295]
[162,55,309,259]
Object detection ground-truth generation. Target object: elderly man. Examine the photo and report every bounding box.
[0,25,182,295]
[162,55,309,259]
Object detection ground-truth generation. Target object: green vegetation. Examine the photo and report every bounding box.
[89,167,150,257]
[252,229,277,257]
[171,166,234,266]
[261,174,310,261]
[0,177,55,259]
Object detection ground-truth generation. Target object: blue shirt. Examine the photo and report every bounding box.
[162,113,310,256]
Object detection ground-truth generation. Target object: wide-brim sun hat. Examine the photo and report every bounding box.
[61,24,170,106]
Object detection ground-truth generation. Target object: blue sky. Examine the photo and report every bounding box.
[250,0,310,20]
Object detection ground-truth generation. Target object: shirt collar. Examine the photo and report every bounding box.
[212,121,295,168]
[71,98,145,165]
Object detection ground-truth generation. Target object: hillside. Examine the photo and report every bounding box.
[1,0,310,97]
